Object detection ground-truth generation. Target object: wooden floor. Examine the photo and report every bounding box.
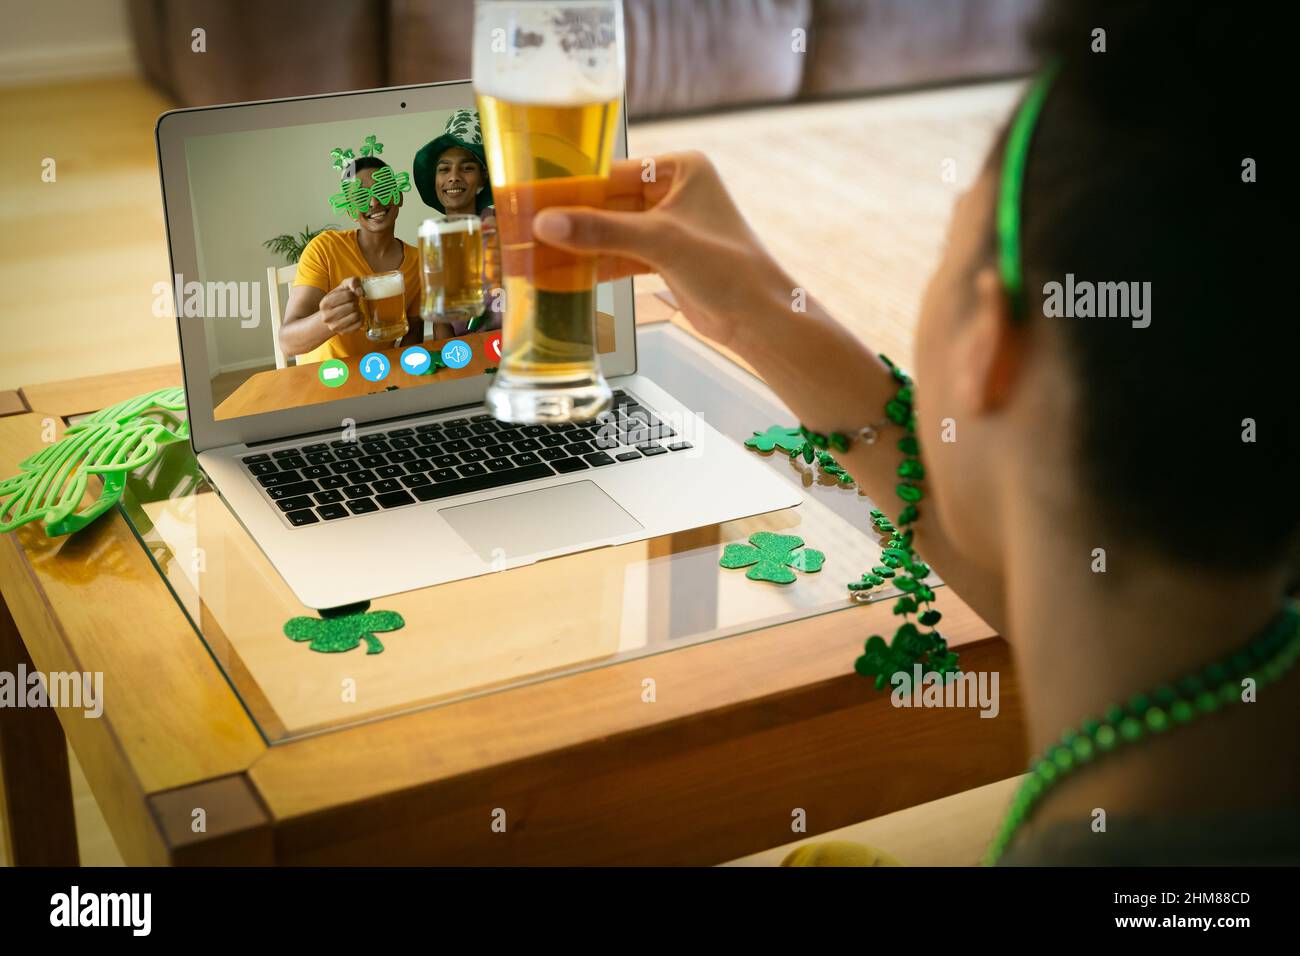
[628,80,1021,371]
[1,75,1019,391]
[0,78,177,391]
[1,74,1022,866]
[0,743,125,867]
[727,775,1025,866]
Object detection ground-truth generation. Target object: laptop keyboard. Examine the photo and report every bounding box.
[238,390,693,528]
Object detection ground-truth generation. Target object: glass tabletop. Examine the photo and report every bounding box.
[117,321,934,743]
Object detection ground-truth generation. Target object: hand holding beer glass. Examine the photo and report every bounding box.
[474,0,624,422]
[360,271,408,344]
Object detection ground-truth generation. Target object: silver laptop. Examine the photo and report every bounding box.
[155,80,799,609]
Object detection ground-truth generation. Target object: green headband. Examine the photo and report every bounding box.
[997,61,1059,320]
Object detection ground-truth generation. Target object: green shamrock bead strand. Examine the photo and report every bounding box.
[845,355,959,688]
[747,355,953,687]
[744,425,855,485]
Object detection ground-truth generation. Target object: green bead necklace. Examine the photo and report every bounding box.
[798,357,1300,868]
[983,601,1300,865]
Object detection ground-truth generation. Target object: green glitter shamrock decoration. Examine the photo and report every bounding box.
[848,355,960,688]
[720,531,825,584]
[745,425,854,485]
[745,425,806,454]
[0,387,189,536]
[358,134,384,158]
[283,609,405,655]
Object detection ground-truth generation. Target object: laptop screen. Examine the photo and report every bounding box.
[179,106,616,421]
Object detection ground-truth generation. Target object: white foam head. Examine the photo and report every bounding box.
[473,0,624,105]
[420,216,479,237]
[361,272,404,299]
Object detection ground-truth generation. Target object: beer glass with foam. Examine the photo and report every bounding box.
[473,0,624,422]
[419,215,486,325]
[360,271,408,343]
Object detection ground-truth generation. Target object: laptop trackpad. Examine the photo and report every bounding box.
[440,480,643,562]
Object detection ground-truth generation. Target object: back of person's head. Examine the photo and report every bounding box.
[995,0,1294,577]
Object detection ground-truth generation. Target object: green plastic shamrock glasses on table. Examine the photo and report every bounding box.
[0,387,189,536]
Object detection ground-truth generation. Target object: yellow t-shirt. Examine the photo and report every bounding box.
[293,229,421,364]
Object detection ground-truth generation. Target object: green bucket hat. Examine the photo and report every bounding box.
[413,109,494,214]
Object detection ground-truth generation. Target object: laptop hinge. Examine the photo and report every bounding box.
[243,398,488,448]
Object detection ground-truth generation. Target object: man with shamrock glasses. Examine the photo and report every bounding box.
[280,156,425,363]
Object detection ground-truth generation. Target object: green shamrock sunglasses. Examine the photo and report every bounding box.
[997,61,1060,320]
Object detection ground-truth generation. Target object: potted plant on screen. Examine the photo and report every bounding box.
[263,225,338,264]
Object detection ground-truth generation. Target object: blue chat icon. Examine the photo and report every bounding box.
[400,346,432,375]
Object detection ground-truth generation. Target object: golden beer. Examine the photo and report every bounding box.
[360,271,408,342]
[479,95,618,378]
[475,0,624,422]
[419,215,486,320]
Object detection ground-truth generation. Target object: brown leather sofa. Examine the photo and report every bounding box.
[129,0,1038,119]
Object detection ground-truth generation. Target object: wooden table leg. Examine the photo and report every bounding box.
[0,593,80,865]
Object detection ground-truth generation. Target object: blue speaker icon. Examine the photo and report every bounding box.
[440,339,472,370]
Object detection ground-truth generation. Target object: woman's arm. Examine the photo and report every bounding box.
[706,252,1008,634]
[532,151,1007,633]
[279,278,365,357]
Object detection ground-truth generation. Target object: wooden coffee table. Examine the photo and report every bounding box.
[0,300,1024,865]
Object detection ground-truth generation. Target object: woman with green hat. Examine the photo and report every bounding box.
[414,109,503,336]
